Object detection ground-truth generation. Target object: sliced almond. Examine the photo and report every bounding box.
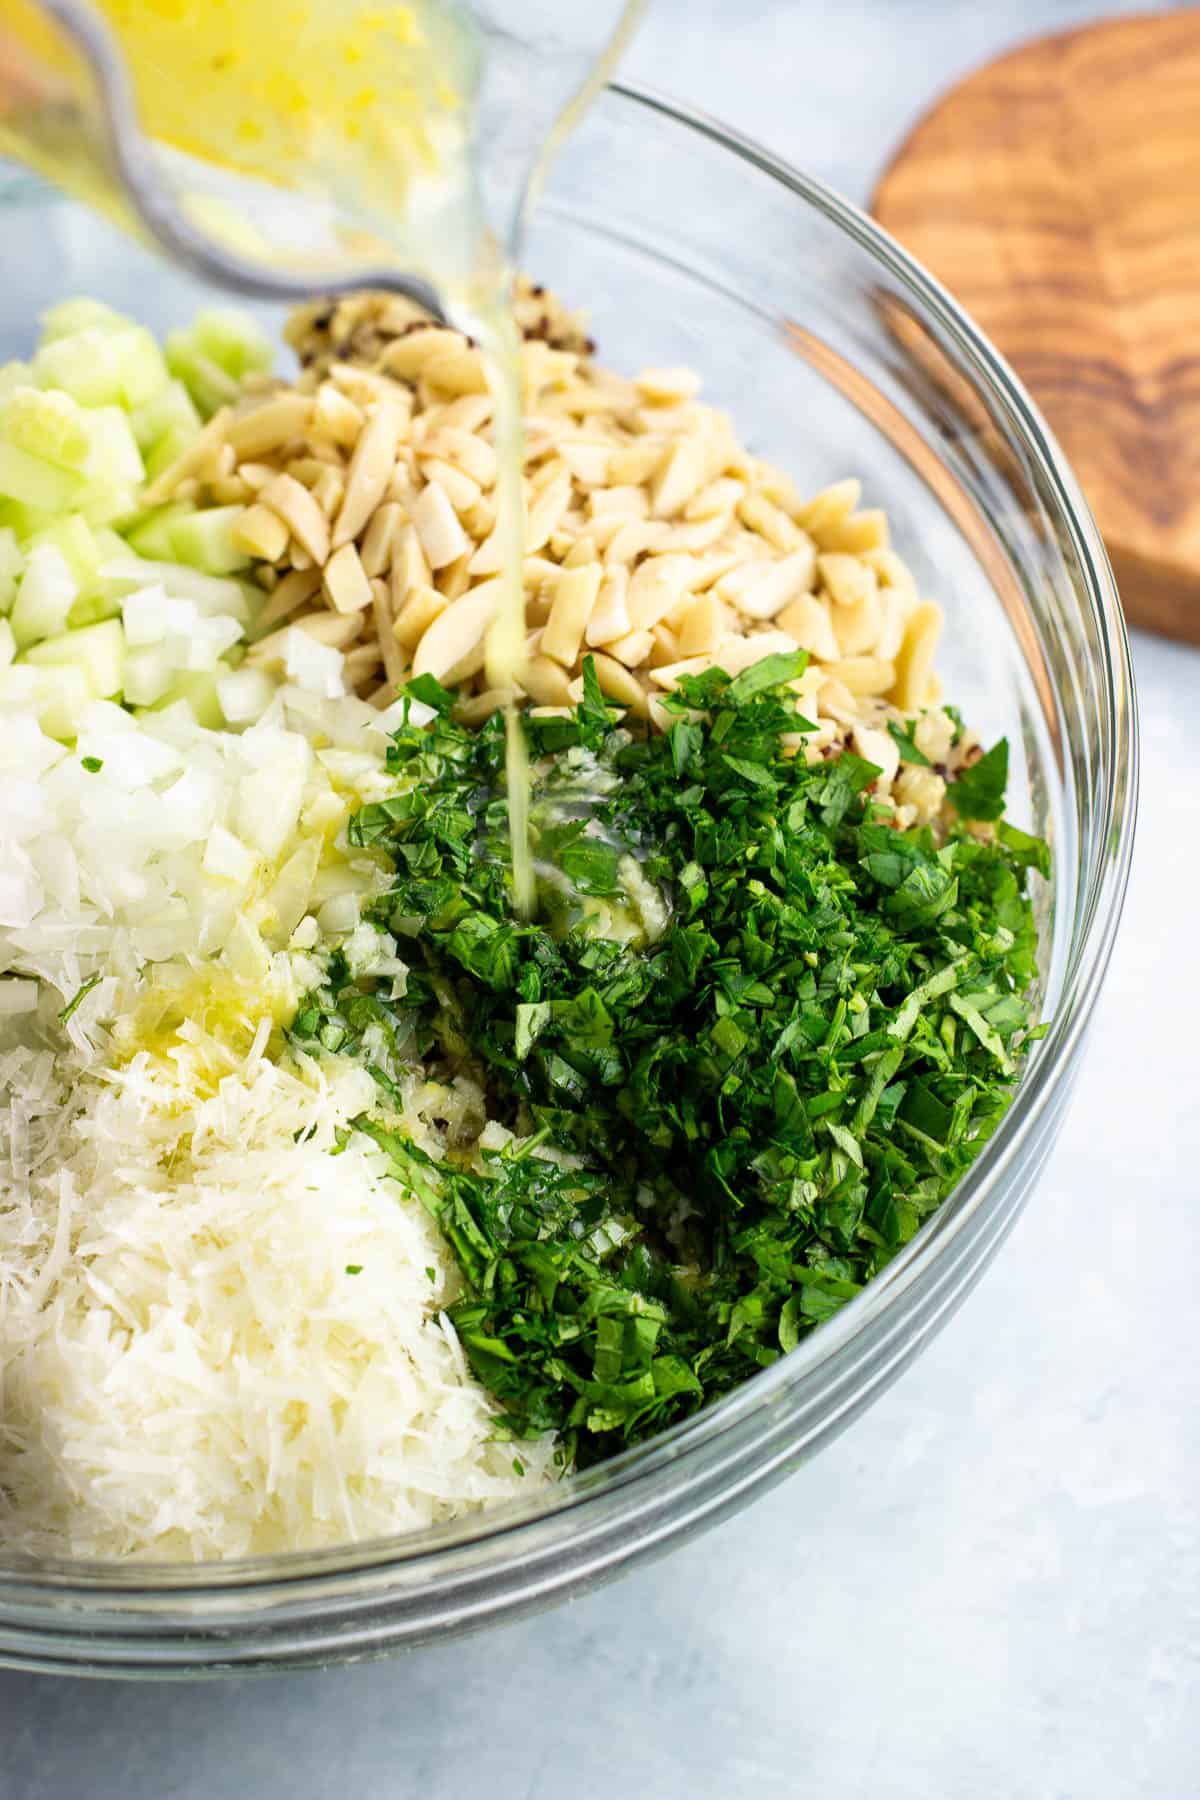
[608,440,668,485]
[140,406,230,506]
[627,554,701,631]
[455,687,511,727]
[798,478,861,538]
[233,502,289,564]
[370,576,408,689]
[738,492,803,551]
[825,654,897,697]
[323,542,373,615]
[831,584,882,657]
[420,426,496,489]
[526,468,572,553]
[390,523,431,608]
[542,563,601,667]
[776,593,841,664]
[605,520,672,565]
[437,550,473,602]
[818,552,876,609]
[863,546,918,604]
[332,394,406,548]
[676,590,727,658]
[412,579,503,682]
[412,479,469,570]
[419,455,481,514]
[521,654,574,707]
[585,566,631,646]
[294,612,361,647]
[890,601,943,711]
[818,509,889,555]
[685,477,745,520]
[650,435,709,518]
[236,461,276,493]
[587,484,649,520]
[719,548,814,620]
[227,394,313,459]
[344,642,385,688]
[359,500,403,577]
[380,327,468,380]
[662,513,732,553]
[252,566,322,633]
[607,627,656,668]
[312,383,365,447]
[393,581,447,652]
[310,465,345,520]
[636,366,702,405]
[558,441,612,486]
[422,345,488,398]
[649,622,680,668]
[260,472,331,566]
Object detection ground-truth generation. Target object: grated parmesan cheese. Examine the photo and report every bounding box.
[0,696,556,1560]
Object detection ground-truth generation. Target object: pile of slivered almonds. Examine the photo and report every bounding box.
[143,277,980,827]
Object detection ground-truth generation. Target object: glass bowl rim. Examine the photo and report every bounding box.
[0,78,1138,1603]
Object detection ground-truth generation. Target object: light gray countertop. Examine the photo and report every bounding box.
[4,4,1197,1795]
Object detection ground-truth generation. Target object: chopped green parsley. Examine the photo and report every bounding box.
[294,654,1047,1466]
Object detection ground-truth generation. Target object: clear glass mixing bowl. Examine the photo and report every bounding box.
[0,83,1137,1677]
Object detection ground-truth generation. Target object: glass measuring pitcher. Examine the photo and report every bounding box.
[0,1,644,309]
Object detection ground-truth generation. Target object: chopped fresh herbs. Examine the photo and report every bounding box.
[945,740,1009,822]
[294,658,1047,1467]
[344,1263,363,1275]
[887,721,931,767]
[80,755,104,773]
[58,971,101,1025]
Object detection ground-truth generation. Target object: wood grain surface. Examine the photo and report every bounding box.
[873,11,1200,641]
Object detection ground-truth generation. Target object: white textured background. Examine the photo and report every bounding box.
[4,4,1198,1795]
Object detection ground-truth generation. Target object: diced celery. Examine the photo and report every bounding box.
[187,308,274,381]
[24,618,126,699]
[143,422,196,484]
[39,298,126,343]
[128,378,202,453]
[0,662,91,739]
[146,666,226,729]
[66,590,123,628]
[0,527,23,612]
[123,642,175,707]
[75,409,145,528]
[0,497,55,540]
[0,617,15,666]
[0,386,92,469]
[0,443,85,512]
[167,506,252,576]
[124,501,198,561]
[27,514,98,590]
[84,408,144,488]
[164,332,240,419]
[33,325,169,410]
[10,545,77,646]
[99,554,251,622]
[217,664,276,724]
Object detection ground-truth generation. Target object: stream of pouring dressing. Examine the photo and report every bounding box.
[0,0,645,916]
[464,3,646,916]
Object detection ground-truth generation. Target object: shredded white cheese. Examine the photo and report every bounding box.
[0,697,555,1560]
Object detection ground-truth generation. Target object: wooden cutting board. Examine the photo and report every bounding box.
[872,12,1200,641]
